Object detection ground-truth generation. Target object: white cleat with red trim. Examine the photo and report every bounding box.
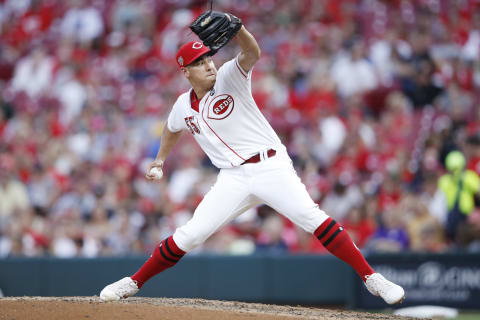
[365,273,405,305]
[100,277,139,301]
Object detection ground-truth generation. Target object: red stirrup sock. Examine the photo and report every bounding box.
[131,236,186,288]
[314,217,374,282]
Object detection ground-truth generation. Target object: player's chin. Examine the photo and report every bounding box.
[205,75,216,86]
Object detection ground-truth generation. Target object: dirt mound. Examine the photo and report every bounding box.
[0,297,418,320]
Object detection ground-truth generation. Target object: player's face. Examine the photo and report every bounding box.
[185,55,217,86]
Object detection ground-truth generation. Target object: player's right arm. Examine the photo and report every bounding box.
[146,126,183,180]
[146,96,185,180]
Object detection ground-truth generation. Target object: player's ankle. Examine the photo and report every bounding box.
[130,276,144,288]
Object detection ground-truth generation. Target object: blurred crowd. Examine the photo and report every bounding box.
[1,0,480,258]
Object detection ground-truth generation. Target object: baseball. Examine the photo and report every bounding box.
[149,167,163,179]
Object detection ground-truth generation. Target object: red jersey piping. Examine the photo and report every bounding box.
[235,58,248,79]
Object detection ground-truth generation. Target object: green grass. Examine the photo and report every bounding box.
[454,314,480,320]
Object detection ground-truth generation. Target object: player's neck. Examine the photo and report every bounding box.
[193,88,207,100]
[192,84,213,100]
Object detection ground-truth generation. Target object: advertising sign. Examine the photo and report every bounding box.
[354,254,480,309]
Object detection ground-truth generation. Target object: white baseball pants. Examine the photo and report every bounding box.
[172,150,329,252]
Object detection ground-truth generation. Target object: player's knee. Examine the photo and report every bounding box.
[173,226,213,252]
[310,208,330,233]
[295,205,329,234]
[184,234,210,251]
[192,227,213,246]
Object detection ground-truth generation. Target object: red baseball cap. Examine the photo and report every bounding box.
[176,41,211,68]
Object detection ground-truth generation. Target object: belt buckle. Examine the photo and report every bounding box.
[261,148,275,162]
[260,149,268,162]
[242,148,275,165]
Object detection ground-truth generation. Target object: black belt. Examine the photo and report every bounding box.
[242,149,276,165]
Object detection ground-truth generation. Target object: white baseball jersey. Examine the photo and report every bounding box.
[167,55,286,168]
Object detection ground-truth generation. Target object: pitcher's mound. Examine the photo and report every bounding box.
[0,297,416,320]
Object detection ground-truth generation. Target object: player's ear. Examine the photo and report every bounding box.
[181,67,189,78]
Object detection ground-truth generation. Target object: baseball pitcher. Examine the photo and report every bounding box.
[100,11,405,305]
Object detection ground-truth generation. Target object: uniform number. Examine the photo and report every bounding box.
[185,116,200,135]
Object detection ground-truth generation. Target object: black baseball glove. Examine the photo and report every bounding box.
[190,11,242,55]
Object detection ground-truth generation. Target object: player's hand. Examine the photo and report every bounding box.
[146,159,164,181]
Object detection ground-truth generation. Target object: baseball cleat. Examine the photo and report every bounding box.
[365,273,405,305]
[99,277,139,301]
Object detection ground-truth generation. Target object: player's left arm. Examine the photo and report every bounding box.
[234,26,261,73]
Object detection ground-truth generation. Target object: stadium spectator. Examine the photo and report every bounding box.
[60,0,104,44]
[438,151,480,245]
[11,46,54,98]
[342,206,375,249]
[366,206,410,253]
[331,39,378,98]
[1,0,480,256]
[0,159,30,219]
[402,196,445,252]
